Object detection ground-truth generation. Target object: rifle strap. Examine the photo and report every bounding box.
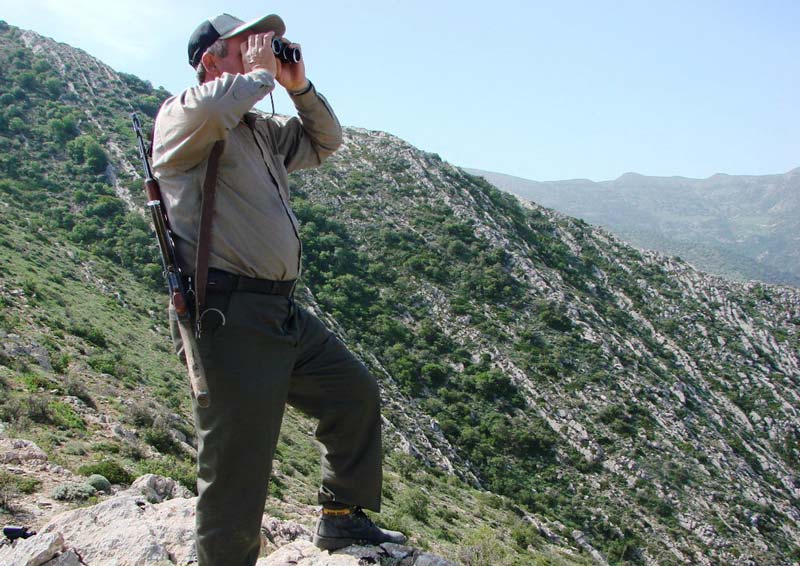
[194,140,225,333]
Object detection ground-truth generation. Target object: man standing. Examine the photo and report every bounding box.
[152,13,406,565]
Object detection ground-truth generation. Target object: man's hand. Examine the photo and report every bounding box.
[241,32,278,77]
[274,38,309,93]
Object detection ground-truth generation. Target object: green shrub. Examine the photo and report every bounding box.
[511,520,543,549]
[25,396,52,423]
[143,425,179,455]
[0,470,41,510]
[78,460,134,485]
[52,482,96,501]
[64,377,96,408]
[68,323,107,347]
[49,400,85,430]
[396,487,430,523]
[458,526,512,566]
[86,474,112,493]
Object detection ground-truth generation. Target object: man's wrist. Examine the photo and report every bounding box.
[287,80,312,96]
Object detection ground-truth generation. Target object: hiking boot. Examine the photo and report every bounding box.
[313,506,408,550]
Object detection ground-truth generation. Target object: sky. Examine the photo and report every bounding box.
[1,0,798,181]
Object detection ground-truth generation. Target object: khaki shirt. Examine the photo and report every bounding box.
[152,70,342,280]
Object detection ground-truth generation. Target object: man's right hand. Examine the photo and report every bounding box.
[241,32,278,77]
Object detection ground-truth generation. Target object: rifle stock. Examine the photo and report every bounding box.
[131,113,210,407]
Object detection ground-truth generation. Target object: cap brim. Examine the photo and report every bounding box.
[220,14,286,39]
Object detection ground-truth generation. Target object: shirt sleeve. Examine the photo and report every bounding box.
[153,70,275,171]
[264,82,344,173]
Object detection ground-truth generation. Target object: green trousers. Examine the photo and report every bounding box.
[173,290,383,566]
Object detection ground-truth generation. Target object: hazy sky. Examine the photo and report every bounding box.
[2,0,798,181]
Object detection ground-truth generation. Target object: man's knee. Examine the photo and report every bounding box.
[353,364,380,409]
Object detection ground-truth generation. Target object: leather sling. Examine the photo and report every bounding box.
[194,140,225,332]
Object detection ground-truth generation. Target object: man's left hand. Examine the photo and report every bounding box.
[275,38,309,92]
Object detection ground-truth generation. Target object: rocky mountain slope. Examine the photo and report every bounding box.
[0,21,798,566]
[466,168,800,287]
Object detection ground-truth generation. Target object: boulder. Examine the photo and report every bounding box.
[2,477,453,566]
[38,495,194,565]
[42,549,82,566]
[0,439,48,464]
[0,532,64,566]
[120,473,193,503]
[256,539,356,565]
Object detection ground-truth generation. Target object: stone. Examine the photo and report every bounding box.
[333,544,384,560]
[261,515,312,550]
[0,439,48,464]
[120,473,194,503]
[413,554,457,566]
[38,495,194,566]
[0,532,65,566]
[257,540,360,565]
[380,542,416,559]
[42,549,82,566]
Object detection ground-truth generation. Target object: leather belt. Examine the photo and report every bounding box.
[205,269,295,297]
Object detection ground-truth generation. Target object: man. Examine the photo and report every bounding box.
[152,13,406,565]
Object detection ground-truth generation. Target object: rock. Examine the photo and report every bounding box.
[42,549,82,566]
[333,542,443,564]
[256,539,356,565]
[334,544,384,560]
[39,495,194,565]
[23,488,454,566]
[413,554,456,566]
[0,532,65,566]
[261,516,312,552]
[0,439,49,464]
[120,473,194,503]
[571,530,609,566]
[380,542,416,559]
[110,423,140,444]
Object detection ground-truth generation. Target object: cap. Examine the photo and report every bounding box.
[188,13,286,68]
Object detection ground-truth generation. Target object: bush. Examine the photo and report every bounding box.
[0,470,41,510]
[143,425,180,455]
[69,323,107,347]
[86,474,112,493]
[66,135,108,173]
[65,377,96,408]
[52,482,96,501]
[459,526,512,566]
[127,402,155,428]
[25,396,52,423]
[49,400,85,430]
[395,487,430,523]
[78,460,134,485]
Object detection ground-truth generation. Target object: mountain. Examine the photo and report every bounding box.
[465,168,800,287]
[1,21,799,565]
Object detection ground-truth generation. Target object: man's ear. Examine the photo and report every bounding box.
[200,51,218,80]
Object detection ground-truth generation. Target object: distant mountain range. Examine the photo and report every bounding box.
[465,168,800,287]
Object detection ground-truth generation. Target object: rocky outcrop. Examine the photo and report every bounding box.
[256,540,455,566]
[0,475,454,566]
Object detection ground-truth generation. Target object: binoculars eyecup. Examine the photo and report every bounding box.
[271,38,301,64]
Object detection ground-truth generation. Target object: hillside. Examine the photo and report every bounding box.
[466,168,800,287]
[0,21,799,566]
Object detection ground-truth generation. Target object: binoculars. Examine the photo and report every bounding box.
[271,38,301,63]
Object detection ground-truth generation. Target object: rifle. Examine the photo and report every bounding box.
[131,113,210,408]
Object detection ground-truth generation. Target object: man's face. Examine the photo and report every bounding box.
[212,33,250,76]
